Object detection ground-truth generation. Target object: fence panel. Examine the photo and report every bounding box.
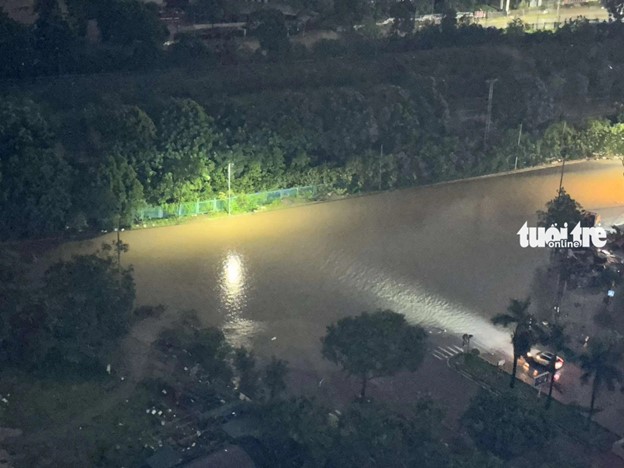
[137,184,322,221]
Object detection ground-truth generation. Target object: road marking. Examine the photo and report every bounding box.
[439,346,457,357]
[432,345,464,360]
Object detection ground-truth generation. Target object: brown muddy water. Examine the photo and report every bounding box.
[53,160,624,369]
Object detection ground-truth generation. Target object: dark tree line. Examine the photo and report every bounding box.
[0,248,135,370]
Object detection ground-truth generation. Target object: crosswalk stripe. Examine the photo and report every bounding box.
[451,345,464,353]
[432,351,446,360]
[439,347,457,357]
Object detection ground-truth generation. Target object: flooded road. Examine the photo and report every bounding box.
[57,161,624,369]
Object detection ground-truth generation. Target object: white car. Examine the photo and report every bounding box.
[528,350,564,370]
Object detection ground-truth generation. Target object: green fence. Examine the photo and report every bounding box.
[137,185,322,220]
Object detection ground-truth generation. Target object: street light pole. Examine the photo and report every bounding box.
[379,144,383,191]
[558,121,567,194]
[228,162,232,216]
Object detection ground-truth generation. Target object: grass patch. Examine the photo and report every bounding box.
[5,379,163,467]
[0,369,116,432]
[451,354,617,451]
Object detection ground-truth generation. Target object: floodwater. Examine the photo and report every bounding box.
[56,161,624,369]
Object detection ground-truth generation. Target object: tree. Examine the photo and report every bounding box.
[321,310,427,399]
[186,327,232,382]
[42,254,135,366]
[579,337,623,426]
[505,18,528,38]
[90,154,146,229]
[440,8,458,36]
[95,0,168,47]
[537,187,585,229]
[264,356,289,400]
[234,347,260,398]
[255,397,336,466]
[256,396,502,467]
[390,0,416,36]
[330,399,452,467]
[603,0,624,21]
[154,98,217,205]
[0,248,45,365]
[0,98,72,239]
[333,0,370,27]
[462,389,552,460]
[541,323,572,409]
[0,11,35,78]
[491,298,534,388]
[32,0,80,74]
[250,9,289,54]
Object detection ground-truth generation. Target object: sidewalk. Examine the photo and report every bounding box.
[477,347,624,438]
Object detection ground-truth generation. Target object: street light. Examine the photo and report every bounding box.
[228,162,232,216]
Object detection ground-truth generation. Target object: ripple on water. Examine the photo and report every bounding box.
[324,252,513,355]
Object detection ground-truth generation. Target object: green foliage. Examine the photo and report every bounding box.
[156,317,233,384]
[263,356,289,400]
[250,9,290,54]
[330,399,450,467]
[0,98,72,239]
[95,0,168,47]
[255,397,337,466]
[321,309,427,398]
[537,187,585,229]
[234,346,260,398]
[332,0,370,26]
[1,253,135,368]
[154,98,217,205]
[462,389,553,459]
[42,254,135,366]
[390,0,416,35]
[506,18,528,37]
[90,154,146,229]
[4,26,624,236]
[255,396,501,467]
[579,337,624,424]
[491,298,535,388]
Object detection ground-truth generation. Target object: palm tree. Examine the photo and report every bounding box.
[542,323,572,410]
[579,337,624,427]
[492,298,534,388]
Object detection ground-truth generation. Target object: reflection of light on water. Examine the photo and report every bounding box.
[220,252,246,312]
[219,251,265,348]
[325,254,513,356]
[225,253,243,293]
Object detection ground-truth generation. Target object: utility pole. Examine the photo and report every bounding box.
[116,228,121,268]
[558,158,566,194]
[514,122,523,170]
[558,122,567,194]
[484,78,498,148]
[379,144,383,191]
[228,162,232,216]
